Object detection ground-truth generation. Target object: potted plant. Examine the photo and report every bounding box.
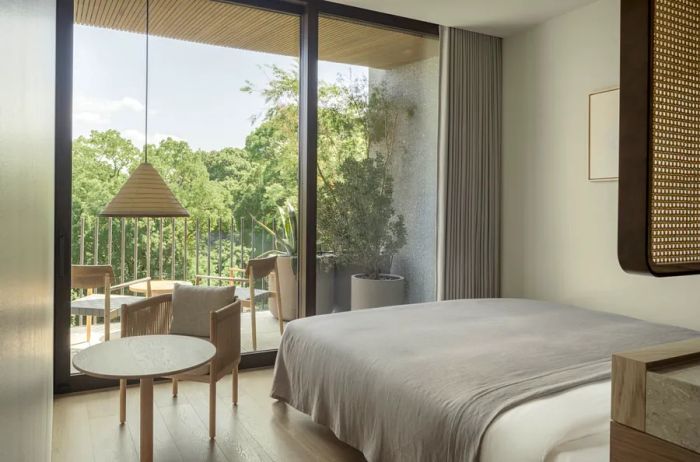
[317,82,410,310]
[318,154,407,310]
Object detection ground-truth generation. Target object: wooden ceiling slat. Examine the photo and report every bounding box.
[152,0,190,35]
[95,0,109,27]
[74,0,437,69]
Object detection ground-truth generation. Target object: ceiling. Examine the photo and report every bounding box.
[331,0,599,37]
[75,0,438,69]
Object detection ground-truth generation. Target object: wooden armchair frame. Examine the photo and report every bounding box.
[119,294,241,439]
[196,255,283,351]
[71,264,151,341]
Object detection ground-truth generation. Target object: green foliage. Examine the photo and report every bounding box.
[149,139,231,219]
[71,63,409,281]
[72,129,141,218]
[318,154,407,279]
[318,83,411,279]
[253,202,297,257]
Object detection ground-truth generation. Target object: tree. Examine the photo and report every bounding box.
[317,83,410,277]
[70,64,383,279]
[72,129,141,218]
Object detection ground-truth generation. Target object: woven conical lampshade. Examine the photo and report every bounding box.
[100,162,189,217]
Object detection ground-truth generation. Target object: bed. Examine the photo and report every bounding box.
[271,298,698,462]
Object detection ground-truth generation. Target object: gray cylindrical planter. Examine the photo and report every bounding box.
[350,274,405,310]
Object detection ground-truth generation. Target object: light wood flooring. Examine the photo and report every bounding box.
[52,368,366,462]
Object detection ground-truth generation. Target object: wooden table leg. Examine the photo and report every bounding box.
[119,379,126,424]
[140,378,153,462]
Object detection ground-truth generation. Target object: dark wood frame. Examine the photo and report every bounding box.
[618,0,700,276]
[618,0,654,275]
[54,0,439,394]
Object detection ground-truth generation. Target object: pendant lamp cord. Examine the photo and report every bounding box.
[144,0,150,163]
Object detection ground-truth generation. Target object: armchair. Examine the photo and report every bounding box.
[70,264,151,342]
[119,290,241,439]
[196,255,283,351]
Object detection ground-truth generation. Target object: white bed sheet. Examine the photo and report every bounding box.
[481,380,611,462]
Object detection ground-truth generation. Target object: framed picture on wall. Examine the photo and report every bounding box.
[588,87,620,181]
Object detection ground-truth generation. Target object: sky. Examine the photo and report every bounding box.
[73,25,367,151]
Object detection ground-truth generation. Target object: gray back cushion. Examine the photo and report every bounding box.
[170,284,236,337]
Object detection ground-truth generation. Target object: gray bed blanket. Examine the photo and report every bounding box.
[271,298,698,462]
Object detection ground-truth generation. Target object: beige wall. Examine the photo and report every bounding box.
[502,0,700,331]
[0,0,56,460]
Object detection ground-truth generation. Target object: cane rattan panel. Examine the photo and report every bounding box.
[650,0,700,266]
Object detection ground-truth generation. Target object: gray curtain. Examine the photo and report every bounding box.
[437,26,502,300]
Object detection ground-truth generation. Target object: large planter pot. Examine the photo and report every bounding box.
[269,255,337,320]
[350,274,405,310]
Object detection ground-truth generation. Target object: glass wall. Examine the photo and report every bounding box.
[70,0,300,373]
[58,0,440,391]
[316,16,440,313]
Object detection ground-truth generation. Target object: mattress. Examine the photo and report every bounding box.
[271,299,697,461]
[481,381,610,462]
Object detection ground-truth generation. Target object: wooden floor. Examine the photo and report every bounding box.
[52,368,366,462]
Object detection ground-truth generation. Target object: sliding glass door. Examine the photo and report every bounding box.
[55,0,439,393]
[57,0,301,391]
[315,15,440,313]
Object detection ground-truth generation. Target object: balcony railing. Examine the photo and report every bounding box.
[73,215,277,285]
[69,214,284,359]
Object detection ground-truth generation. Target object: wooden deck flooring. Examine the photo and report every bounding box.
[52,368,366,462]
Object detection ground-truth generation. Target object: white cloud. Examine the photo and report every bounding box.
[122,129,145,148]
[75,95,145,115]
[74,111,108,125]
[73,94,146,138]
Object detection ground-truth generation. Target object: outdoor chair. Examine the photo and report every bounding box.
[70,265,151,342]
[196,255,283,351]
[119,284,241,439]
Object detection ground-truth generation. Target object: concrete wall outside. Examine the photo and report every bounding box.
[368,55,440,305]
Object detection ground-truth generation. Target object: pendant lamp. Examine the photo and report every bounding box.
[100,0,188,218]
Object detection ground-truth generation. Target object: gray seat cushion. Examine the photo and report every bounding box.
[170,284,236,337]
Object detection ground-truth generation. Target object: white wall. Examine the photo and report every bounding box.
[502,0,700,331]
[0,0,56,460]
